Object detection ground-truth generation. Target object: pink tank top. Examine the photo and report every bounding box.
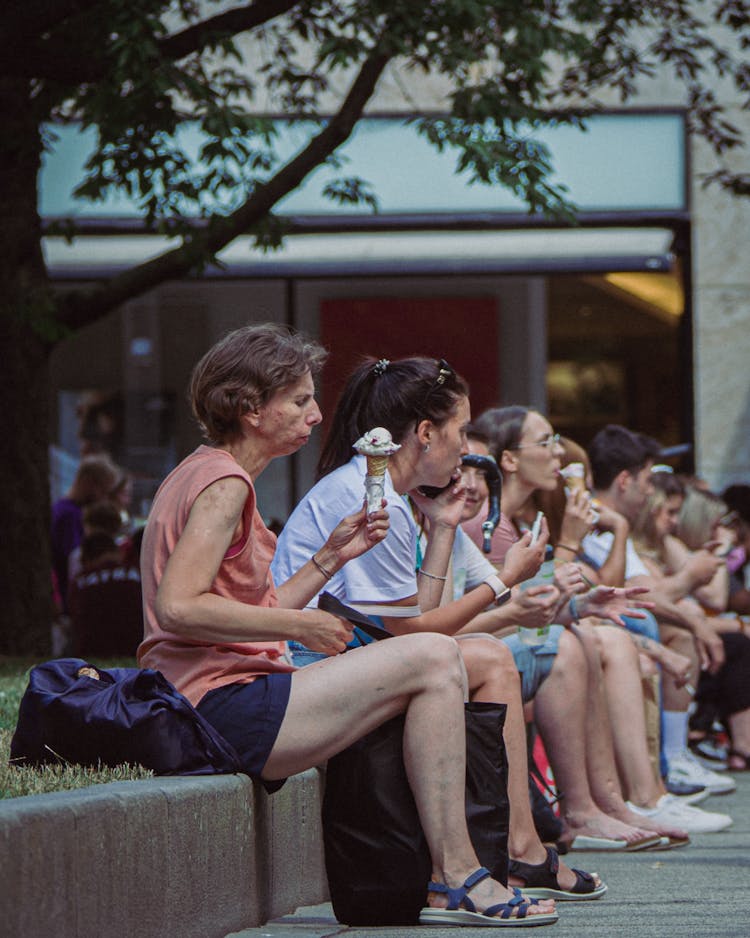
[461,505,519,568]
[138,446,294,706]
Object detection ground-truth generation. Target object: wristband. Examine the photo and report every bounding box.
[568,595,580,622]
[312,554,334,580]
[484,573,512,607]
[556,543,579,555]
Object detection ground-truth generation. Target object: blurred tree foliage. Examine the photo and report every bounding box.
[1,0,748,651]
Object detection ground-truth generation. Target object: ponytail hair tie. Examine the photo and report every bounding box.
[373,359,390,377]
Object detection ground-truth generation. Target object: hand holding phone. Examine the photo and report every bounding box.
[530,511,544,545]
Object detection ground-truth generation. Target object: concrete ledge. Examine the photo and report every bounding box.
[0,768,328,938]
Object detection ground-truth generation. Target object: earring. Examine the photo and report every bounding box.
[423,443,430,453]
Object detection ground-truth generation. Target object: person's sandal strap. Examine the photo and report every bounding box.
[426,867,492,912]
[484,888,529,920]
[508,845,561,888]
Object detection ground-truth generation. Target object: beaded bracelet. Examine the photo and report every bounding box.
[312,554,334,580]
[418,568,448,582]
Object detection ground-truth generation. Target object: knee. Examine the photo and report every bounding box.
[461,636,518,680]
[553,629,585,673]
[598,624,637,666]
[410,632,466,685]
[662,624,693,655]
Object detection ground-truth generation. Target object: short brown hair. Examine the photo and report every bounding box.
[68,455,120,505]
[189,323,327,444]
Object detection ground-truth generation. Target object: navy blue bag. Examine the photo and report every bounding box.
[10,658,242,775]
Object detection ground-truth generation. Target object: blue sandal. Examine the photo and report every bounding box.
[419,867,559,927]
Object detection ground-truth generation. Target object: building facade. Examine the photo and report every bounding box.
[45,47,750,521]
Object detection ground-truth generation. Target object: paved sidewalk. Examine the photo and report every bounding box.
[228,771,750,938]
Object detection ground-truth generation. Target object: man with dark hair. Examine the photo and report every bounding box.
[581,425,734,816]
[587,424,652,493]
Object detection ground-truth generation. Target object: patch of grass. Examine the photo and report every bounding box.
[0,656,153,800]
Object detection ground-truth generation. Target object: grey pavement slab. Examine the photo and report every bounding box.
[228,770,750,938]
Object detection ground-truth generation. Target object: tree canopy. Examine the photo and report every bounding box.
[1,0,749,651]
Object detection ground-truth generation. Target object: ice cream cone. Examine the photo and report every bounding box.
[366,454,389,478]
[353,427,401,515]
[560,462,587,495]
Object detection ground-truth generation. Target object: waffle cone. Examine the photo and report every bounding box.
[366,454,389,477]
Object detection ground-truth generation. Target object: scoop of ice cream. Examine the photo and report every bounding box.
[353,427,401,457]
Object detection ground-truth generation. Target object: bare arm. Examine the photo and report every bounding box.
[590,506,630,587]
[455,584,560,637]
[155,477,353,654]
[275,502,389,609]
[627,573,725,673]
[410,482,467,612]
[626,631,693,686]
[378,581,500,636]
[662,534,729,613]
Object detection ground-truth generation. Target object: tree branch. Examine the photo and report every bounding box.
[160,0,301,61]
[57,50,391,330]
[2,0,302,83]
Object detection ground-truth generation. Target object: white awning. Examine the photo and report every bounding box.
[44,227,674,279]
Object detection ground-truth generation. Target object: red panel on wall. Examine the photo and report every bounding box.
[318,296,499,439]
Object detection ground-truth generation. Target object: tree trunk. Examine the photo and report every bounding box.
[0,77,56,654]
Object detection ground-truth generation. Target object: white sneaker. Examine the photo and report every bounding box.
[667,751,736,795]
[627,795,733,833]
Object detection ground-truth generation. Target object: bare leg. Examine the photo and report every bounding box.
[728,707,750,761]
[596,626,666,805]
[457,635,590,892]
[573,625,687,839]
[265,632,554,917]
[660,624,696,713]
[534,628,655,845]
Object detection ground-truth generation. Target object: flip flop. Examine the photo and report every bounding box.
[419,867,559,927]
[623,834,667,851]
[645,835,691,850]
[568,835,628,851]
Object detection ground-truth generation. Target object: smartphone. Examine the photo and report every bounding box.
[530,511,544,545]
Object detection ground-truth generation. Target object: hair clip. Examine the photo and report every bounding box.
[373,359,390,377]
[435,358,453,386]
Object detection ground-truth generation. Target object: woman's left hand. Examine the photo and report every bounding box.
[325,503,390,565]
[410,474,467,530]
[577,585,653,627]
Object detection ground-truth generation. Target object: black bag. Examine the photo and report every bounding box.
[10,658,242,776]
[322,700,509,926]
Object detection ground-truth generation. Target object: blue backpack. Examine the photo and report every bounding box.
[10,658,241,776]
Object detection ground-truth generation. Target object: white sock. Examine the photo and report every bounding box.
[663,710,689,762]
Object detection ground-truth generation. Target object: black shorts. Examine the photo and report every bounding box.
[196,673,292,793]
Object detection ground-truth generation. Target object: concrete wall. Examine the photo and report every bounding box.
[0,769,328,938]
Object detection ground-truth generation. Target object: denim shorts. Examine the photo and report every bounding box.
[501,625,564,703]
[620,609,661,642]
[196,673,292,793]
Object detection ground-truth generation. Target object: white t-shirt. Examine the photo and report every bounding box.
[416,526,495,602]
[272,455,420,618]
[582,530,649,581]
